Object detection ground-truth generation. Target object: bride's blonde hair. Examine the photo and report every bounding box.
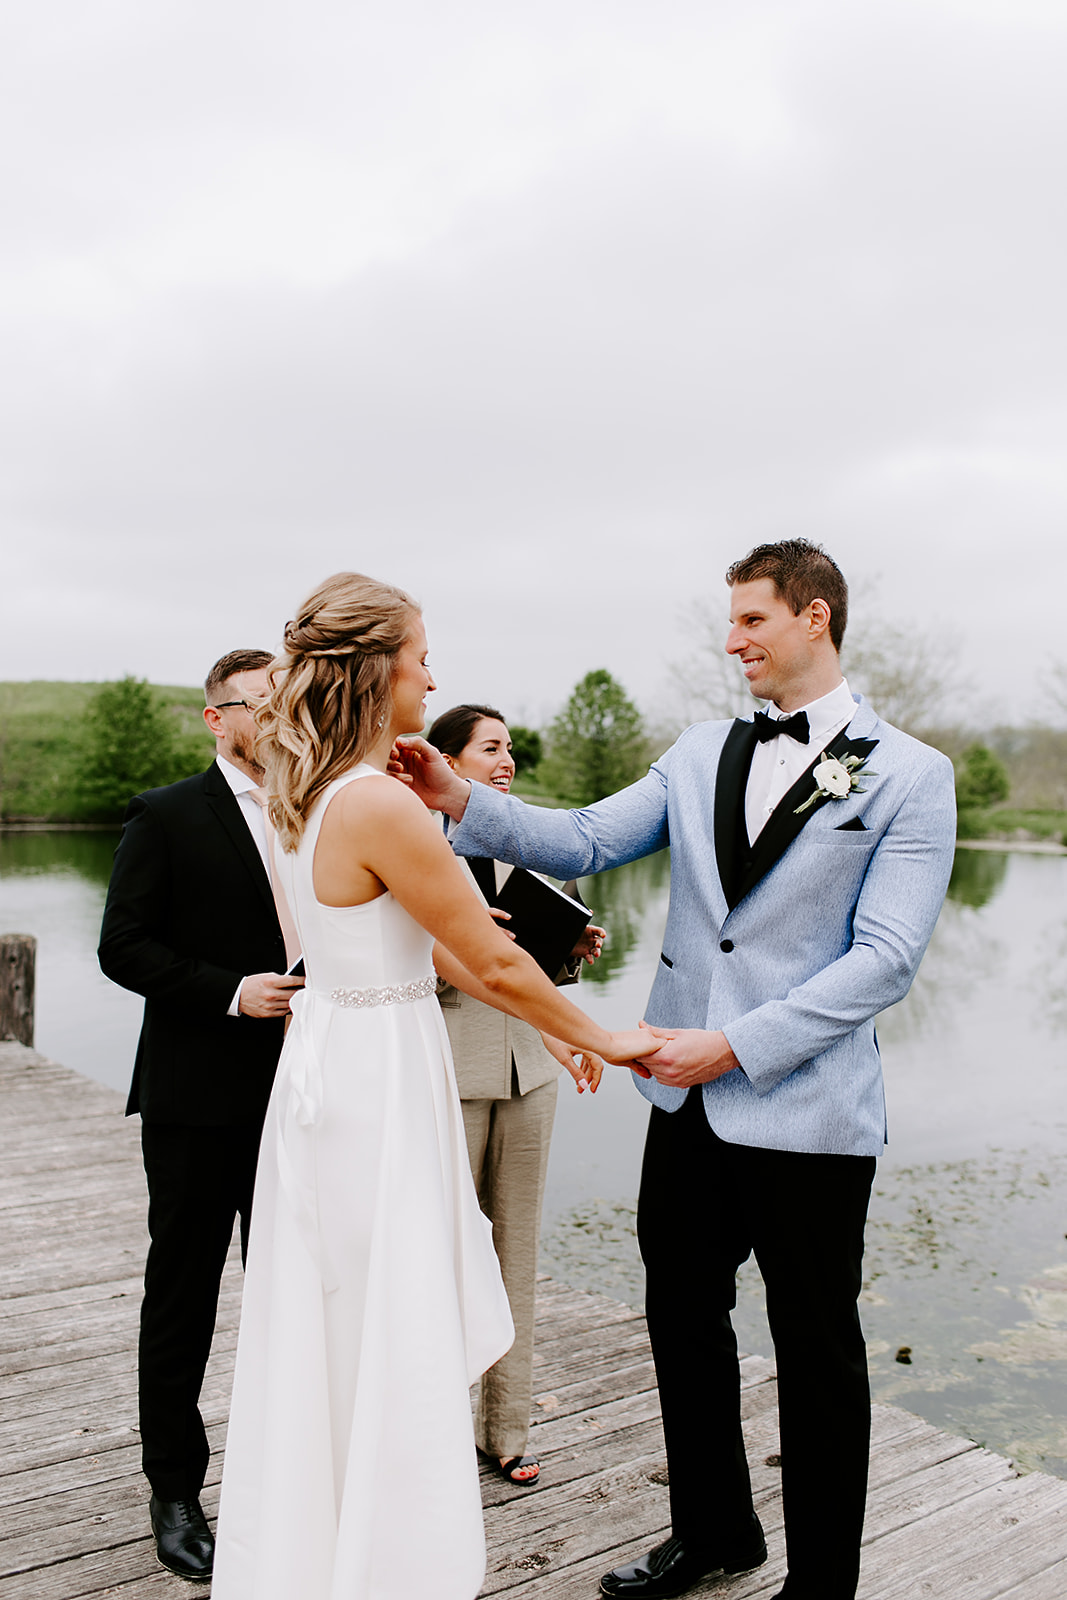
[259,572,419,849]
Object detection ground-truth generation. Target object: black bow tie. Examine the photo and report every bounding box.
[754,709,810,745]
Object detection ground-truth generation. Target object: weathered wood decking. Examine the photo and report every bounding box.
[2,1041,1066,1599]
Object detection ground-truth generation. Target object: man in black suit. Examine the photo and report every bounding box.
[99,648,302,1582]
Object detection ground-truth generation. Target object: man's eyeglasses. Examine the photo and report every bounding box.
[213,700,264,714]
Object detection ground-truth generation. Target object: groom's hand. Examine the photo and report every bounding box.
[392,736,473,819]
[634,1021,740,1087]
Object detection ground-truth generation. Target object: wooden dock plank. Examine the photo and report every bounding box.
[997,1564,1067,1600]
[3,1041,1066,1600]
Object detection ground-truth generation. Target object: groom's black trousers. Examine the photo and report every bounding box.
[638,1091,876,1600]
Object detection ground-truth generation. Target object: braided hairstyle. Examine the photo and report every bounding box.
[258,572,419,848]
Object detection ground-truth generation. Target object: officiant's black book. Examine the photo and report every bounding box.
[490,868,593,978]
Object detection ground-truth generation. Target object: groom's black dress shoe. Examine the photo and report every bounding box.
[599,1519,767,1599]
[149,1494,214,1581]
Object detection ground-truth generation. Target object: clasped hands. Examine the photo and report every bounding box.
[539,1023,738,1096]
[624,1021,740,1088]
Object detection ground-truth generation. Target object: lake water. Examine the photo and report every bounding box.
[2,830,1066,1477]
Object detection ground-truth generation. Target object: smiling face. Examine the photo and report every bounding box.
[389,613,436,736]
[725,577,836,711]
[448,718,516,793]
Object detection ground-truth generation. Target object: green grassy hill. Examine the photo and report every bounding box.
[0,681,214,820]
[4,681,1065,842]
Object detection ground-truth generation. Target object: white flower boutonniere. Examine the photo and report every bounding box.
[794,751,876,815]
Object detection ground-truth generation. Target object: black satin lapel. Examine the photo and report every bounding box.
[732,729,880,906]
[714,720,759,907]
[203,769,277,920]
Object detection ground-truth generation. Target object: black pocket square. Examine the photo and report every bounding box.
[659,952,674,968]
[836,816,868,832]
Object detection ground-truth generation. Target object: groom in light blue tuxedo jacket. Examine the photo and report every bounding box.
[402,540,955,1600]
[449,691,952,1159]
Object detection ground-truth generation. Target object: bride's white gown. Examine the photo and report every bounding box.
[212,766,514,1600]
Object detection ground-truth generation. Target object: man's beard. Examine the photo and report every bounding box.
[231,730,265,779]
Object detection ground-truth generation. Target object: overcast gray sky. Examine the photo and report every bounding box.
[2,0,1063,726]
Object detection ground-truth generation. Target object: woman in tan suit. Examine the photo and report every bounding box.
[427,704,604,1488]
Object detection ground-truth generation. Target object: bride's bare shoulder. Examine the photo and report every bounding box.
[331,771,436,828]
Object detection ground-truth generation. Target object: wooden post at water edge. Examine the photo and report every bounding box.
[0,932,35,1047]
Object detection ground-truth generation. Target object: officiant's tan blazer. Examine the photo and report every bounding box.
[436,859,563,1099]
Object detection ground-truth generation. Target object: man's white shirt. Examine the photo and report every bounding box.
[745,677,856,845]
[215,755,271,1016]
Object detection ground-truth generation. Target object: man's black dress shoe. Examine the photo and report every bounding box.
[149,1494,215,1581]
[599,1519,767,1599]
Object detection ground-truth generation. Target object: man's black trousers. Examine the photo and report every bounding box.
[638,1091,876,1600]
[139,1121,262,1501]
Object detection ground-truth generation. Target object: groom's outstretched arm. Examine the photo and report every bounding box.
[396,734,672,879]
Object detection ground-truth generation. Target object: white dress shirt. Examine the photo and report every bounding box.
[745,677,856,845]
[215,755,271,1015]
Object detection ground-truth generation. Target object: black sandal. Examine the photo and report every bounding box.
[484,1452,540,1487]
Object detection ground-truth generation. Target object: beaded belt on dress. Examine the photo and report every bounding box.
[327,973,436,1009]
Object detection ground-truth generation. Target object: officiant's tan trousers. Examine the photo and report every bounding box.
[461,1075,559,1459]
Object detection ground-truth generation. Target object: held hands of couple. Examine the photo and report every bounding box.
[542,1027,660,1080]
[627,1019,740,1087]
[600,1028,662,1072]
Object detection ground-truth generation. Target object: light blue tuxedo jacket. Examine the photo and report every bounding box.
[450,696,956,1157]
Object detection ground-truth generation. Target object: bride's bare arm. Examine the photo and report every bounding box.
[432,948,609,1092]
[317,776,654,1067]
[432,943,524,1016]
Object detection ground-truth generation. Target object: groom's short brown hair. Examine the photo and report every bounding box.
[726,538,849,651]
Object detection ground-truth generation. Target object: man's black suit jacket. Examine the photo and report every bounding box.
[98,761,286,1126]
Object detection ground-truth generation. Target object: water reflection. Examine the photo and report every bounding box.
[879,849,1011,1046]
[0,828,138,1092]
[860,1152,1067,1478]
[1030,918,1067,1035]
[876,893,1007,1048]
[946,847,1009,909]
[0,828,119,887]
[577,849,671,986]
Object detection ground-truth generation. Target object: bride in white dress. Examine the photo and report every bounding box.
[211,573,656,1600]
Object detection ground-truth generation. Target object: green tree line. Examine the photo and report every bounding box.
[0,670,1062,845]
[0,670,657,822]
[0,678,214,822]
